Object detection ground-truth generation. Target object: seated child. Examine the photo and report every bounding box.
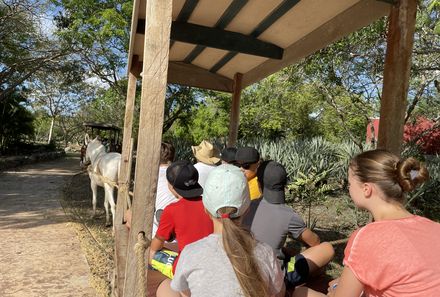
[148,160,213,278]
[242,160,334,290]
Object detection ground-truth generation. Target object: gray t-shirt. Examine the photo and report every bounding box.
[171,234,284,297]
[242,198,306,259]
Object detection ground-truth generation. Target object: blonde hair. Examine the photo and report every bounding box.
[217,207,269,297]
[349,150,429,203]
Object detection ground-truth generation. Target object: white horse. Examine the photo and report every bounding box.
[84,135,121,226]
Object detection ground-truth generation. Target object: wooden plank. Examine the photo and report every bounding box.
[137,20,283,59]
[123,0,173,296]
[228,73,243,147]
[114,56,141,296]
[170,0,200,47]
[127,0,141,75]
[210,0,300,73]
[242,0,391,87]
[175,0,199,22]
[184,0,248,63]
[377,0,417,155]
[168,61,234,92]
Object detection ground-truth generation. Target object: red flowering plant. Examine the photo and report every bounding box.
[404,117,440,155]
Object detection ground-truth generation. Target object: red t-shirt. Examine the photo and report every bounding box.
[344,215,440,297]
[155,197,213,272]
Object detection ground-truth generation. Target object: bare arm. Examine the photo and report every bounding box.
[298,228,321,247]
[149,236,165,264]
[327,267,364,297]
[180,290,191,297]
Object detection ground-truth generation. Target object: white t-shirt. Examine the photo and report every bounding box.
[153,166,178,236]
[193,162,217,189]
[171,234,284,297]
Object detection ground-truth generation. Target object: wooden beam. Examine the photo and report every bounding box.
[167,61,234,92]
[127,0,141,76]
[377,0,417,155]
[170,0,199,48]
[114,55,141,296]
[134,61,234,92]
[184,0,248,63]
[242,0,391,87]
[210,0,300,73]
[137,20,283,59]
[123,0,173,296]
[228,73,243,147]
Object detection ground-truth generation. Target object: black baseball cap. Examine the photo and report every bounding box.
[166,160,203,198]
[221,147,237,163]
[236,147,260,164]
[257,160,287,204]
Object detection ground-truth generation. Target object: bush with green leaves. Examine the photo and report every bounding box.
[0,91,35,154]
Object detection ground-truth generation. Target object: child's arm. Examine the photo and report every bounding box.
[298,228,320,247]
[149,236,165,264]
[327,267,363,297]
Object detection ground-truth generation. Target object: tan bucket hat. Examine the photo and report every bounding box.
[192,140,221,165]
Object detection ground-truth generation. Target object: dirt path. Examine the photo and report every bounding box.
[0,155,96,297]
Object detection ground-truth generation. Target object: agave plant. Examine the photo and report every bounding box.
[287,165,340,228]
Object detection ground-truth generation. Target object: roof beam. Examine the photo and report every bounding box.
[210,0,300,73]
[137,20,283,59]
[184,0,248,63]
[171,21,283,59]
[167,62,234,92]
[242,0,391,88]
[170,0,199,47]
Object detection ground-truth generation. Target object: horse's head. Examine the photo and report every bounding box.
[84,136,105,166]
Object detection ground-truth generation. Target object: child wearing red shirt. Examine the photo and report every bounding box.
[148,160,213,278]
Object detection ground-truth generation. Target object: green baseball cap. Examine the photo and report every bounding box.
[203,164,250,218]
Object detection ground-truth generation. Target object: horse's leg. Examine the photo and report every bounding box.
[105,184,117,232]
[104,183,113,227]
[90,176,98,218]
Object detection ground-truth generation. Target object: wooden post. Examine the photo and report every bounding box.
[377,0,417,155]
[228,73,243,147]
[123,0,173,296]
[113,56,141,296]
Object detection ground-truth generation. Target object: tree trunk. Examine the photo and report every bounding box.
[48,117,55,144]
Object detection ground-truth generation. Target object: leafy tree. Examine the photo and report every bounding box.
[52,0,132,97]
[168,90,230,143]
[0,89,34,152]
[28,61,88,143]
[240,75,321,140]
[0,0,70,102]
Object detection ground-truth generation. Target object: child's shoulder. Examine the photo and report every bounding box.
[182,235,218,255]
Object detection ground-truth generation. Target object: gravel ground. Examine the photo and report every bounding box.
[0,155,96,297]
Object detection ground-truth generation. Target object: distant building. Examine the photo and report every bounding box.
[366,118,380,145]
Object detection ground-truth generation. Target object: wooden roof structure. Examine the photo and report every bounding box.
[83,122,121,131]
[113,1,417,296]
[127,0,392,92]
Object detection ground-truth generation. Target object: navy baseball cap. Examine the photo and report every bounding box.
[166,160,203,198]
[236,147,260,164]
[257,160,287,204]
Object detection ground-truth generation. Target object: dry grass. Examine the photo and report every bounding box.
[290,196,370,279]
[61,171,114,297]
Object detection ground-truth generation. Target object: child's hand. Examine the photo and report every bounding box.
[327,278,339,296]
[148,249,156,265]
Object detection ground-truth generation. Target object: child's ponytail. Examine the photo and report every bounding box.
[218,207,269,297]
